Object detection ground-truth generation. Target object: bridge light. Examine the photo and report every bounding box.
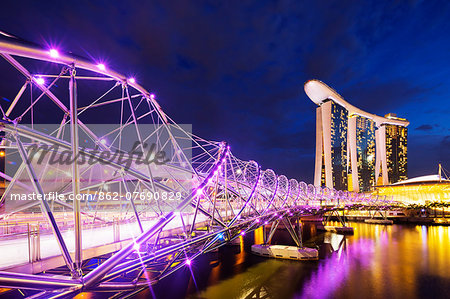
[49,49,59,58]
[133,243,140,251]
[185,259,191,266]
[97,63,106,71]
[240,231,246,236]
[34,76,45,85]
[128,77,136,84]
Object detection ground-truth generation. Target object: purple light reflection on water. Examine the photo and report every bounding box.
[141,223,450,299]
[298,237,376,299]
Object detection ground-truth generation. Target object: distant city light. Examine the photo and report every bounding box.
[97,63,106,71]
[49,49,59,58]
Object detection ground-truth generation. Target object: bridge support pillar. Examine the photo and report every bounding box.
[28,224,40,263]
[113,219,120,242]
[321,210,354,234]
[296,218,303,248]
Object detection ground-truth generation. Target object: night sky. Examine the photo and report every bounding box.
[0,0,449,183]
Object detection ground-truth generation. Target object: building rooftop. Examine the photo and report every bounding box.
[304,79,409,127]
[392,174,450,185]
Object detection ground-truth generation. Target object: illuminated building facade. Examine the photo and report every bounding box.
[354,115,376,191]
[305,80,409,192]
[319,100,348,190]
[385,121,408,183]
[373,174,450,204]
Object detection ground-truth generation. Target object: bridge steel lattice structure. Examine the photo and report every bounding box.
[0,34,397,298]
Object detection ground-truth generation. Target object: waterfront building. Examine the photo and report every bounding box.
[384,119,408,183]
[305,80,409,192]
[353,115,376,191]
[373,173,450,204]
[318,99,348,190]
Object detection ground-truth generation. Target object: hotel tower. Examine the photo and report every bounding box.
[304,80,409,192]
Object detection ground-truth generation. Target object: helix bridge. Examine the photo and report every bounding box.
[0,33,398,298]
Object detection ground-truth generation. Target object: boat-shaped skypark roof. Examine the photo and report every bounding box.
[304,79,409,127]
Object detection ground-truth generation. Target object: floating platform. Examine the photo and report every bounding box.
[434,218,450,225]
[364,219,394,225]
[323,226,354,234]
[251,244,318,261]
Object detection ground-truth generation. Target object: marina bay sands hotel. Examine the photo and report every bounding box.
[304,80,409,192]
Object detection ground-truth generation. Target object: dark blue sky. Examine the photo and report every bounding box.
[0,0,449,182]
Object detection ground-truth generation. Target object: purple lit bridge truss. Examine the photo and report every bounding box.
[0,34,397,298]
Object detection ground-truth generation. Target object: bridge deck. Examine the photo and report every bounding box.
[0,212,218,273]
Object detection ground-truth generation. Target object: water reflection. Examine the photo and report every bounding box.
[89,222,450,299]
[185,223,450,299]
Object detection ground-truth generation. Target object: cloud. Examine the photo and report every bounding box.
[341,79,427,115]
[416,124,433,131]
